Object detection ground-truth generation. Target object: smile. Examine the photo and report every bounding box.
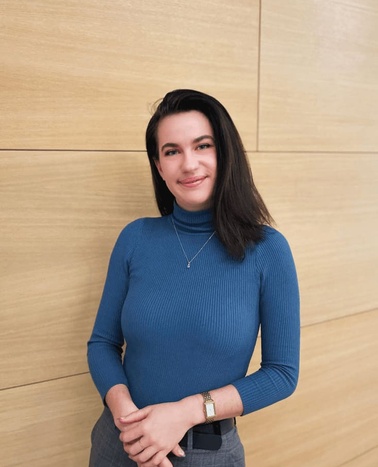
[179,176,207,187]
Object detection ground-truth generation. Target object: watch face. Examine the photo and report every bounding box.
[206,403,215,418]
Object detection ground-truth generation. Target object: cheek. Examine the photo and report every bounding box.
[210,157,217,177]
[154,160,164,179]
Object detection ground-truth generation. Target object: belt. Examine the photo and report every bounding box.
[179,418,235,451]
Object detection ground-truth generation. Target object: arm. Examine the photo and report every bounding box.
[88,223,185,466]
[87,222,141,400]
[233,228,300,414]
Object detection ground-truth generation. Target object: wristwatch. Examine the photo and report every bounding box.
[201,391,216,423]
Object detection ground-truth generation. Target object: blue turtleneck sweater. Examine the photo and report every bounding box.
[87,204,300,415]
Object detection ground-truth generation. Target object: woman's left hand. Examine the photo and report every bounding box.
[118,400,194,466]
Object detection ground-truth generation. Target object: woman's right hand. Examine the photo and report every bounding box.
[106,385,183,467]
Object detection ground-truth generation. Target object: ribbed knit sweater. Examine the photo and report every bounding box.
[87,203,300,415]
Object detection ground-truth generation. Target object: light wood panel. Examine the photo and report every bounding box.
[341,447,378,467]
[0,0,258,151]
[0,151,157,390]
[2,151,377,389]
[259,0,378,151]
[2,312,376,467]
[238,309,378,467]
[249,152,378,325]
[0,373,100,467]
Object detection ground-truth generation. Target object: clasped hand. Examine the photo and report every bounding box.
[118,401,190,467]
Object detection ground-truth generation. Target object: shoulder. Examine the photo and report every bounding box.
[258,226,291,250]
[114,215,166,255]
[255,226,296,270]
[119,217,163,240]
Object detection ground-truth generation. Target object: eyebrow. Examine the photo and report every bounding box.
[160,134,215,152]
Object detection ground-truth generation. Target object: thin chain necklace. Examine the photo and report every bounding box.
[171,219,216,269]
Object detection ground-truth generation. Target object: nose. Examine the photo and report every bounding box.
[181,150,199,172]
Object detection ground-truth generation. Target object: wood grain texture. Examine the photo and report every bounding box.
[259,0,378,151]
[0,151,157,390]
[2,151,377,389]
[0,0,257,151]
[2,1,377,466]
[249,152,378,325]
[341,447,378,467]
[238,310,378,467]
[2,312,376,467]
[0,373,100,467]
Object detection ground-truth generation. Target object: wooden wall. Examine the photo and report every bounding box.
[1,1,377,466]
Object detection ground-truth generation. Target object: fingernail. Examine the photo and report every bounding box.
[179,448,186,457]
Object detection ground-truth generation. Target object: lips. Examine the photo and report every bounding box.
[179,176,206,187]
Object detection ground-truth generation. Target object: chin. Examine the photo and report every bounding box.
[176,193,213,211]
[185,201,212,211]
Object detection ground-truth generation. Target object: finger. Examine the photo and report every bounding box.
[141,450,172,467]
[118,420,144,436]
[170,444,186,458]
[119,426,143,444]
[118,417,143,429]
[125,438,147,457]
[129,446,156,464]
[157,457,174,467]
[120,407,149,424]
[122,442,134,455]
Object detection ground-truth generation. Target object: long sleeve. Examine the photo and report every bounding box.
[87,220,142,400]
[232,228,300,414]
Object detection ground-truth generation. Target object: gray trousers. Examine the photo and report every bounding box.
[89,407,245,467]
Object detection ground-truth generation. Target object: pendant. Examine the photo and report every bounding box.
[171,218,215,270]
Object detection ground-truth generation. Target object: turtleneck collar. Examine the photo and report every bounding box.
[171,202,215,234]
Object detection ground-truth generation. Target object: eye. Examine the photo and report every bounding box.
[164,149,179,156]
[197,143,212,150]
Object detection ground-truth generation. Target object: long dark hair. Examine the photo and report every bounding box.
[145,89,273,259]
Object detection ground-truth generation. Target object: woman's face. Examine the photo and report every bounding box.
[155,111,217,212]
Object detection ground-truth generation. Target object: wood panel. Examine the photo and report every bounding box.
[0,0,257,151]
[2,151,377,389]
[238,309,378,467]
[2,312,376,467]
[0,151,157,390]
[0,373,100,467]
[341,447,378,467]
[259,0,378,151]
[249,152,378,325]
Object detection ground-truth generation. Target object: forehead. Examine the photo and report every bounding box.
[157,111,213,142]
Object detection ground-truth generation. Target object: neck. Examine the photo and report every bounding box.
[171,202,214,234]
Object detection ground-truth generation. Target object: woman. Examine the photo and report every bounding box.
[88,89,300,467]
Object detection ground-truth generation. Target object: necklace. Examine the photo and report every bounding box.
[171,219,216,269]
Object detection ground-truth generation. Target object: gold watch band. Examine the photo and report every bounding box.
[201,391,216,423]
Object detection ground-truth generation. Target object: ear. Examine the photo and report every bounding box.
[154,159,165,180]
